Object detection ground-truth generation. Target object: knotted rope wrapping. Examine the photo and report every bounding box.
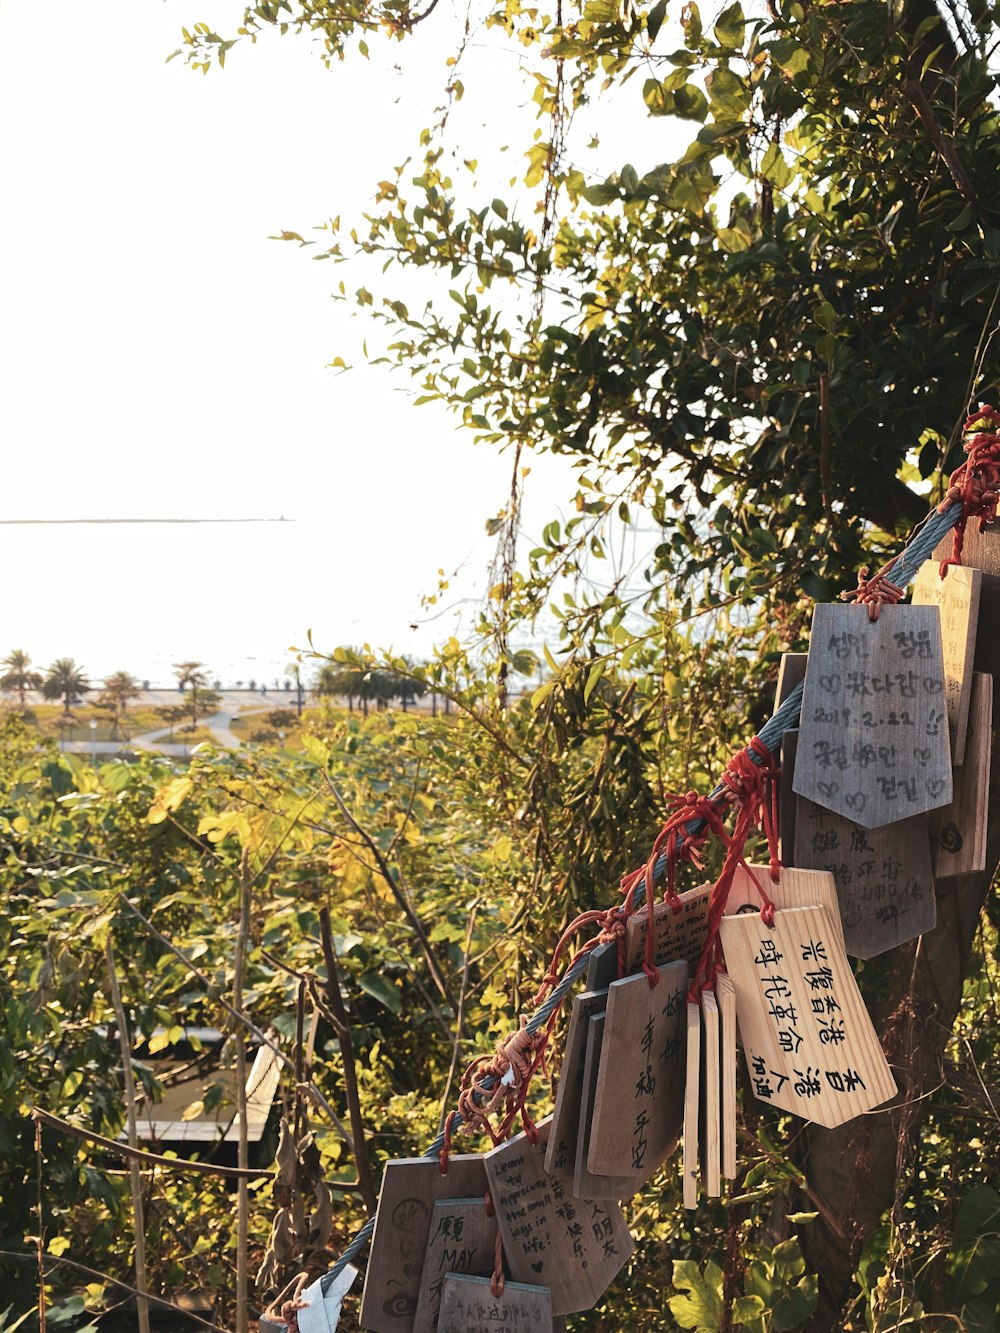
[311,469,968,1302]
[454,1017,549,1146]
[840,565,907,621]
[937,404,1000,572]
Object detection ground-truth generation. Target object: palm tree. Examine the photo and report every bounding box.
[313,662,364,712]
[1,649,43,707]
[42,659,90,714]
[173,661,209,730]
[96,670,141,740]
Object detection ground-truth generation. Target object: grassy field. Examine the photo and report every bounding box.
[9,703,169,742]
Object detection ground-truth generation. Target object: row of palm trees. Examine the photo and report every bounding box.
[1,649,145,739]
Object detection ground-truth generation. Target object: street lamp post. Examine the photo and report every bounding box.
[89,717,98,766]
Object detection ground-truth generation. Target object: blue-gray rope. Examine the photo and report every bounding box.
[319,497,962,1292]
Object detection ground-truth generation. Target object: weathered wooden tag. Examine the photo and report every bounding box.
[437,1275,553,1333]
[786,724,935,957]
[484,1118,634,1317]
[682,1001,700,1210]
[360,1154,488,1333]
[930,671,993,878]
[716,974,738,1181]
[623,883,713,975]
[911,560,982,764]
[723,862,845,950]
[586,940,619,991]
[718,905,896,1129]
[544,988,608,1182]
[794,604,952,828]
[412,1199,498,1333]
[587,960,688,1185]
[574,1014,638,1201]
[780,730,798,864]
[774,652,808,712]
[700,991,721,1199]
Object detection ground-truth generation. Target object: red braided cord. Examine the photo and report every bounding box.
[938,404,1000,573]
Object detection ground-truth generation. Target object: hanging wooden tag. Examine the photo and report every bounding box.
[412,1199,498,1333]
[587,960,688,1186]
[930,671,993,878]
[484,1117,634,1317]
[574,1014,640,1200]
[723,862,845,950]
[682,1001,700,1210]
[586,940,619,991]
[623,883,713,974]
[716,974,738,1181]
[794,604,952,828]
[780,730,798,865]
[786,727,935,957]
[437,1275,553,1333]
[700,991,721,1199]
[911,560,982,764]
[360,1154,488,1333]
[544,988,608,1183]
[774,651,808,712]
[718,905,896,1129]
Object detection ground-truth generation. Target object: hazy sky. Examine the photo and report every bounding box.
[0,1,670,684]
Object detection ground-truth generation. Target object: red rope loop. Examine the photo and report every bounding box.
[937,405,1000,572]
[491,1223,506,1298]
[456,1018,548,1144]
[839,565,906,622]
[439,1109,460,1175]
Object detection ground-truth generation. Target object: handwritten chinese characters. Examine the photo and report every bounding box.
[911,560,981,764]
[437,1275,553,1333]
[930,671,993,878]
[794,604,952,828]
[484,1119,634,1317]
[412,1199,497,1333]
[588,961,688,1186]
[718,905,896,1129]
[784,730,935,957]
[359,1154,488,1333]
[723,862,845,950]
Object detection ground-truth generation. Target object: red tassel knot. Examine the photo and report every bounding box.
[839,565,906,622]
[937,404,1000,572]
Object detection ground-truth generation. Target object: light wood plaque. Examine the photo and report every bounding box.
[718,905,896,1129]
[623,882,713,975]
[437,1275,553,1333]
[701,991,722,1199]
[930,671,993,878]
[723,862,845,950]
[717,974,738,1180]
[682,1001,701,1210]
[794,604,952,827]
[360,1154,488,1333]
[911,559,982,764]
[573,1014,638,1201]
[587,961,688,1185]
[413,1199,497,1333]
[484,1118,634,1317]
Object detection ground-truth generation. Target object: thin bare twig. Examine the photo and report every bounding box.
[105,936,152,1333]
[438,905,479,1132]
[233,852,252,1333]
[35,1120,46,1333]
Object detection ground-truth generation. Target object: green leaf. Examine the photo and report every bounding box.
[714,1,744,48]
[760,142,794,191]
[950,1185,1000,1300]
[301,734,330,767]
[358,973,401,1013]
[669,1259,724,1331]
[584,660,606,704]
[647,0,667,41]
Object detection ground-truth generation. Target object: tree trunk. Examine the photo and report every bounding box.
[798,549,1000,1326]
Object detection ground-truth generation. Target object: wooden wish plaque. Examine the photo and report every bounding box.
[794,604,952,828]
[682,1001,701,1210]
[700,991,722,1199]
[484,1118,634,1317]
[723,862,845,950]
[786,730,936,958]
[574,1015,638,1201]
[587,961,688,1187]
[911,560,982,764]
[716,974,738,1181]
[623,883,713,975]
[544,988,609,1183]
[586,940,619,991]
[930,671,993,878]
[412,1199,498,1333]
[774,651,808,712]
[718,905,896,1129]
[360,1154,488,1333]
[437,1275,553,1333]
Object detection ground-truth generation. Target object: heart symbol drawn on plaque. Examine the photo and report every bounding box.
[531,1262,545,1274]
[926,778,946,799]
[845,792,867,814]
[819,674,841,693]
[817,781,840,798]
[914,747,931,765]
